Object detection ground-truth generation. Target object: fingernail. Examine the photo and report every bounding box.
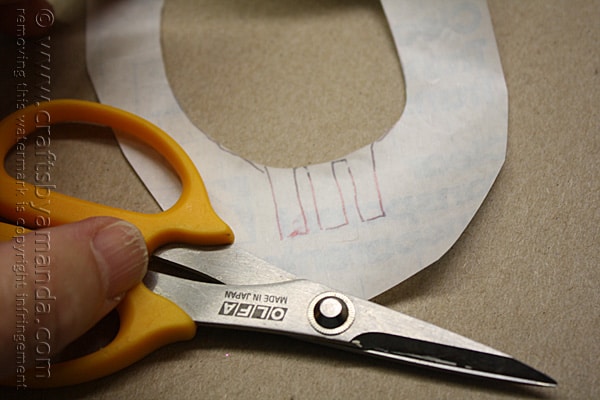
[91,221,149,299]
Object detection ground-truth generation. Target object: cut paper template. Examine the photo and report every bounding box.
[86,0,507,298]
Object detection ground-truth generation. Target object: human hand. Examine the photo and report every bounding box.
[0,217,148,382]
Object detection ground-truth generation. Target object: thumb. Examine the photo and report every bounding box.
[0,217,148,379]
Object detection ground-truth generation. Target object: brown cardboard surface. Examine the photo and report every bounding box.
[0,0,598,398]
[161,0,405,167]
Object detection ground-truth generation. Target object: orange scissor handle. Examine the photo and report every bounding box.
[0,222,195,387]
[0,99,234,251]
[0,100,235,387]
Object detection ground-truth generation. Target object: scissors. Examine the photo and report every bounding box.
[0,100,556,388]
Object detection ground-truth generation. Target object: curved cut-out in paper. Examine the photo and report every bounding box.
[86,0,507,298]
[161,0,406,168]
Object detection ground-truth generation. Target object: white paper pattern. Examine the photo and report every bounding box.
[85,0,507,298]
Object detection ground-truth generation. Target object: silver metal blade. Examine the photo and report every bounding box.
[144,270,556,387]
[153,244,296,285]
[353,333,557,387]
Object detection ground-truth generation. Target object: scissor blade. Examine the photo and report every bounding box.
[351,332,557,387]
[153,244,296,285]
[145,273,556,387]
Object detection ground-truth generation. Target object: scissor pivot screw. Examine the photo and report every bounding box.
[315,297,348,329]
[308,292,355,335]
